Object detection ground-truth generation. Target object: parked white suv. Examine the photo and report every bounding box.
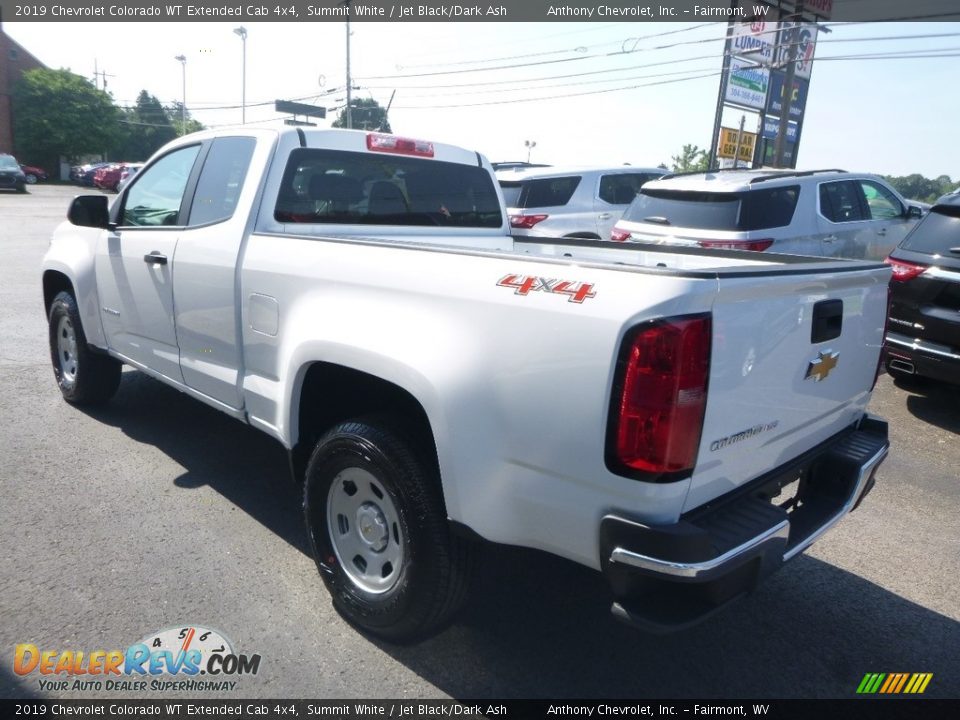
[611,169,923,260]
[498,165,664,240]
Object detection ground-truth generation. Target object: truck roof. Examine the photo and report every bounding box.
[165,126,488,169]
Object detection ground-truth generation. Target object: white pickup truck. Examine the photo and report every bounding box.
[43,128,890,641]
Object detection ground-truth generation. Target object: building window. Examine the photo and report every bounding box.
[9,49,19,60]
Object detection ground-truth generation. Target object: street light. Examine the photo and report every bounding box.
[174,54,186,135]
[525,140,536,163]
[341,0,353,129]
[233,26,247,124]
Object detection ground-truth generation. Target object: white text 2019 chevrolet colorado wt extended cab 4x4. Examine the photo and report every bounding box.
[42,128,890,641]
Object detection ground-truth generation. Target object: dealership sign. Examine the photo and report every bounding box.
[731,21,778,63]
[775,23,818,79]
[761,117,800,144]
[718,127,757,162]
[766,71,809,121]
[725,57,770,110]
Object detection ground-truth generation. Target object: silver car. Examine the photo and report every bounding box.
[611,169,923,260]
[498,165,664,240]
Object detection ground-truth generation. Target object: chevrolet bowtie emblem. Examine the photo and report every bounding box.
[805,350,840,382]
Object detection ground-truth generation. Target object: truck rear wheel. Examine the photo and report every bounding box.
[48,291,121,405]
[303,418,472,643]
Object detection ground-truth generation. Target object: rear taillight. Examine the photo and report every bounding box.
[608,314,711,479]
[366,132,434,158]
[610,226,631,242]
[697,239,774,252]
[884,256,928,282]
[509,214,548,229]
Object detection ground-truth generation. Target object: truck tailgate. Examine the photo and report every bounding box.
[683,264,890,512]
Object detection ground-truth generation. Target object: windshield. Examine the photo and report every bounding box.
[0,156,19,171]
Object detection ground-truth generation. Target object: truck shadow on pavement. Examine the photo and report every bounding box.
[388,545,960,698]
[82,370,308,554]
[80,370,960,700]
[892,377,960,435]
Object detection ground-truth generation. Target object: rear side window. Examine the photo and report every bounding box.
[188,137,256,226]
[275,148,502,228]
[598,173,660,205]
[740,185,799,230]
[819,180,867,223]
[901,206,960,255]
[500,176,580,209]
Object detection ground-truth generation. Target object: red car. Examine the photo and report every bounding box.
[93,163,132,192]
[19,164,47,184]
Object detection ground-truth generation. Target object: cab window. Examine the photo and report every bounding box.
[275,148,502,228]
[188,137,256,226]
[121,145,200,227]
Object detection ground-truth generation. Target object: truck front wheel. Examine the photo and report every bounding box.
[48,291,121,405]
[303,418,472,643]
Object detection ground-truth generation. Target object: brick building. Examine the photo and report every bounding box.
[0,21,46,154]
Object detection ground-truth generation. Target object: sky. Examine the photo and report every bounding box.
[3,18,959,178]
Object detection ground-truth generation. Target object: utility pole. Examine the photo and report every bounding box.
[92,59,115,91]
[708,3,737,170]
[773,1,803,168]
[733,114,746,169]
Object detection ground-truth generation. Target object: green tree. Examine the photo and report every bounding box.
[112,91,177,160]
[12,68,119,170]
[165,101,205,137]
[332,98,391,132]
[671,144,710,173]
[883,173,955,203]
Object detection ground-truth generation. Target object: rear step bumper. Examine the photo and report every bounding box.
[600,415,889,633]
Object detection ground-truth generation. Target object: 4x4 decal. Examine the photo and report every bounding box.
[496,274,597,304]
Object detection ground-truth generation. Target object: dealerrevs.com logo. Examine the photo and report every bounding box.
[14,625,261,693]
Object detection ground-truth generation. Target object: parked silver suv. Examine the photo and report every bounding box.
[611,169,923,260]
[498,165,664,240]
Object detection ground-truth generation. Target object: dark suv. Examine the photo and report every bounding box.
[0,153,27,193]
[884,194,960,384]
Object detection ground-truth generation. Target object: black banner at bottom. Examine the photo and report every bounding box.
[1,699,957,720]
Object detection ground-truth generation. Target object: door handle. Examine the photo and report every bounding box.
[598,213,612,220]
[143,251,168,265]
[823,235,837,243]
[877,228,887,236]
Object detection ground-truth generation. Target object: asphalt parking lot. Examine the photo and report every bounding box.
[1,185,958,700]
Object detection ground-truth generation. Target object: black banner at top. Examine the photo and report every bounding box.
[0,699,959,720]
[0,0,958,23]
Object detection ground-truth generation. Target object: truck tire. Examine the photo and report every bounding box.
[48,291,121,405]
[303,418,473,642]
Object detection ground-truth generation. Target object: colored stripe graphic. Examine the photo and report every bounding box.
[857,673,932,694]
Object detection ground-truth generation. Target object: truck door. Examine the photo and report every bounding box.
[94,143,202,382]
[172,136,258,410]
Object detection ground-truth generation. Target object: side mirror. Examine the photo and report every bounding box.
[906,205,923,219]
[68,195,110,229]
